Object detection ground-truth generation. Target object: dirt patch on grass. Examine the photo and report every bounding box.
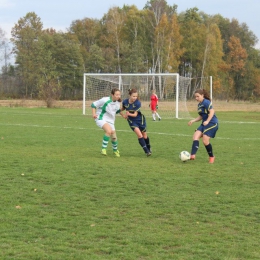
[0,99,260,112]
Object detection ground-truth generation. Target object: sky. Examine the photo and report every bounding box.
[1,0,260,49]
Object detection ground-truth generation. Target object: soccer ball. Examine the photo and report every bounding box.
[179,151,190,162]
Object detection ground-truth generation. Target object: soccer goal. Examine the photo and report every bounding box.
[83,73,192,119]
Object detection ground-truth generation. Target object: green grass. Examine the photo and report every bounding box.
[0,107,259,260]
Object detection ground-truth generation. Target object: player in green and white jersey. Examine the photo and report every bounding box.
[91,88,124,157]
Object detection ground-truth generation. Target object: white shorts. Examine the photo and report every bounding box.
[95,119,115,131]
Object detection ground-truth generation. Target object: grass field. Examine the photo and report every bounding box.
[0,106,259,259]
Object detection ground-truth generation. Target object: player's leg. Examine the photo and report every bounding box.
[101,122,113,155]
[202,135,214,163]
[140,117,151,156]
[190,129,203,160]
[156,111,161,120]
[151,104,156,121]
[134,127,150,155]
[152,111,156,121]
[203,124,218,163]
[142,131,151,154]
[111,131,120,157]
[154,106,161,120]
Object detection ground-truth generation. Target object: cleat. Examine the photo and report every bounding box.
[209,156,215,163]
[146,152,152,157]
[113,150,120,157]
[153,119,156,121]
[190,154,195,160]
[101,149,107,156]
[159,117,161,121]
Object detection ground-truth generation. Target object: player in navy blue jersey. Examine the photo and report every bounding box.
[121,88,152,156]
[188,89,219,163]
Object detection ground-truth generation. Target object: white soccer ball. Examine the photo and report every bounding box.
[179,151,190,162]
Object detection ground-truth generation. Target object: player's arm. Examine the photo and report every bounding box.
[188,115,202,126]
[117,108,127,119]
[119,105,128,119]
[91,98,105,119]
[126,103,139,117]
[126,111,138,117]
[91,103,97,119]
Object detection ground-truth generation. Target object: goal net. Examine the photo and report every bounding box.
[83,73,192,119]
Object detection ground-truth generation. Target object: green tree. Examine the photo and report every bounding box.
[179,8,206,78]
[120,6,150,73]
[11,12,43,97]
[200,23,224,94]
[36,34,60,107]
[144,0,178,73]
[49,32,84,99]
[165,13,184,72]
[69,18,100,71]
[238,48,260,100]
[85,44,105,72]
[144,0,177,24]
[213,15,257,54]
[11,13,84,102]
[154,13,169,73]
[100,7,126,73]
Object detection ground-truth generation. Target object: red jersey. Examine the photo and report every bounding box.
[150,94,158,110]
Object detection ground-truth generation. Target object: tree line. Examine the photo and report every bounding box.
[0,0,260,106]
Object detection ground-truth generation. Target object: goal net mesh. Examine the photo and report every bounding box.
[83,73,192,119]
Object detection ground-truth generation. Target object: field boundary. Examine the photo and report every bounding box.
[1,99,260,112]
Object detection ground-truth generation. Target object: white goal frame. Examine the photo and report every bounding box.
[83,73,193,119]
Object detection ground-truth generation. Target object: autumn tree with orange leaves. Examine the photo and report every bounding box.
[220,36,248,99]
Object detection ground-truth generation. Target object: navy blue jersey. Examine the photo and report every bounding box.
[122,99,143,121]
[122,98,147,132]
[198,99,218,124]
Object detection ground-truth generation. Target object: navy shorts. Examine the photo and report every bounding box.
[127,115,147,132]
[197,122,218,138]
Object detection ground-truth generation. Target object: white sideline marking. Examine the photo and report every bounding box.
[1,123,260,141]
[220,121,260,124]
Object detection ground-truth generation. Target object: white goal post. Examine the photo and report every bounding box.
[83,73,193,119]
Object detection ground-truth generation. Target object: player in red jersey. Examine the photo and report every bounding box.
[150,89,161,121]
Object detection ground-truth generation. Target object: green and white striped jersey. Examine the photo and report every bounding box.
[91,97,121,124]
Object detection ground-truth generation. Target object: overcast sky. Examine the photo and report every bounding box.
[1,0,260,49]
